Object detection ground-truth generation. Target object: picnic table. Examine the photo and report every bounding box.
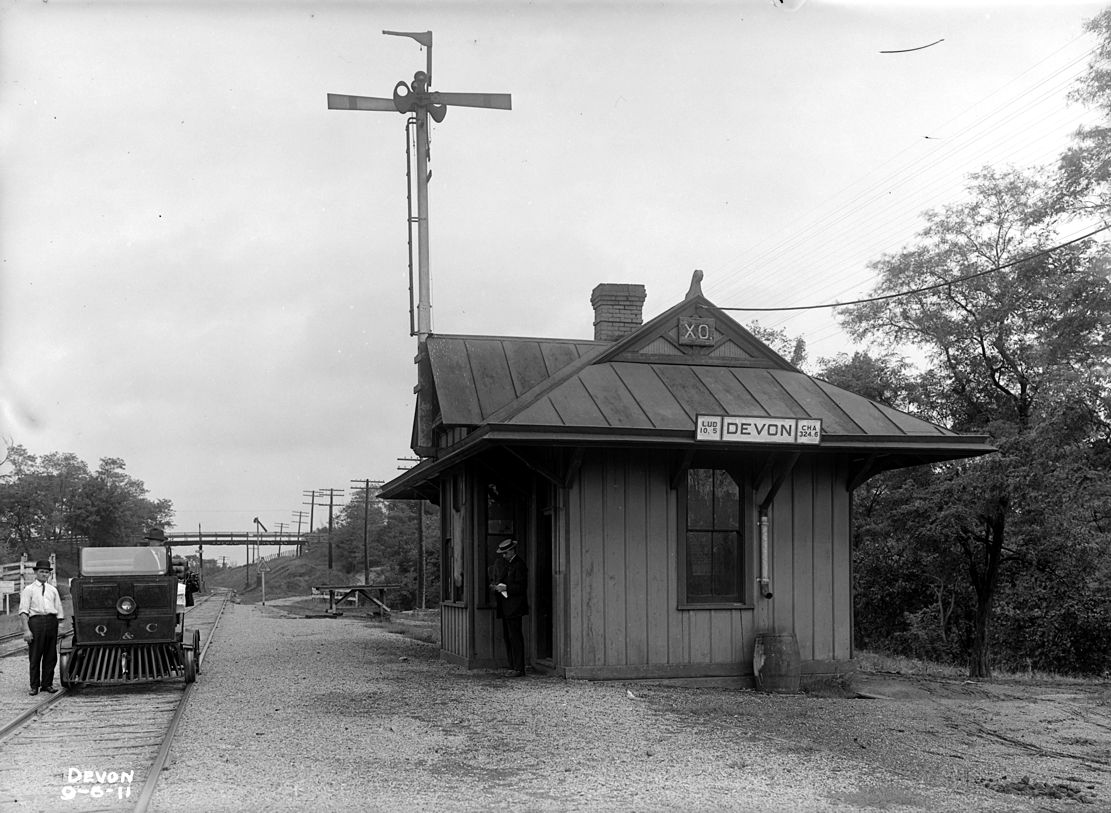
[313,583,400,617]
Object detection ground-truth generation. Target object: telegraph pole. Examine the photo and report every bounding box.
[398,457,425,609]
[292,510,308,556]
[351,478,385,587]
[302,490,317,556]
[315,488,345,580]
[275,522,288,557]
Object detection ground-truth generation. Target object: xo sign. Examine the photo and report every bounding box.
[678,317,716,347]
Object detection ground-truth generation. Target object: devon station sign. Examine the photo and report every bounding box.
[696,415,822,445]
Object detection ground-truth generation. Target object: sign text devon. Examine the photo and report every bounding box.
[696,415,822,445]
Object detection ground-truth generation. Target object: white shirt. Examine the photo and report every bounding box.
[19,580,64,619]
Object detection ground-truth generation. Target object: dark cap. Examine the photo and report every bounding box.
[33,560,52,571]
[144,528,167,543]
[496,539,518,554]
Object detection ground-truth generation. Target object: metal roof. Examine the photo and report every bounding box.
[380,294,994,499]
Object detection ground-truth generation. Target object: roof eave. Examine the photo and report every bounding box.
[377,423,996,499]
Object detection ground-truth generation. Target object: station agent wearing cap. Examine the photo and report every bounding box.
[19,560,65,696]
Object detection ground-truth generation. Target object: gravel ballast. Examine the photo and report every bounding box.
[149,602,1106,812]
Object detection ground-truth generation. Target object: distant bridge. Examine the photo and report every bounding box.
[165,532,306,546]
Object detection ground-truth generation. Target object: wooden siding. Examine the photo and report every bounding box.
[768,457,852,663]
[562,449,852,678]
[565,450,753,676]
[440,474,469,660]
[441,604,467,656]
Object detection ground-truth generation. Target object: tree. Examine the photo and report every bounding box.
[307,490,440,610]
[1057,8,1111,217]
[839,166,1111,677]
[0,445,92,555]
[65,457,172,546]
[747,322,807,369]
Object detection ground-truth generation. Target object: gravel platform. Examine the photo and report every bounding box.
[141,602,1066,813]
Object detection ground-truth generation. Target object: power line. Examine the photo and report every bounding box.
[719,222,1110,314]
[711,30,1101,312]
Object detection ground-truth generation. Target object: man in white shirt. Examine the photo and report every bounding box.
[19,560,65,696]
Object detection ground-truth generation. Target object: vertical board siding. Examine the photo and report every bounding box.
[792,460,816,660]
[566,466,583,667]
[603,459,627,665]
[567,450,747,672]
[580,463,606,665]
[812,461,836,661]
[624,462,650,664]
[832,461,852,660]
[443,499,469,660]
[561,450,854,676]
[442,604,467,655]
[647,458,672,664]
[770,481,795,636]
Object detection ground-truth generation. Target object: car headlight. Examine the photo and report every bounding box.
[116,596,137,616]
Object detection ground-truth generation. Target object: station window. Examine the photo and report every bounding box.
[681,467,743,604]
[479,480,523,607]
[441,474,464,603]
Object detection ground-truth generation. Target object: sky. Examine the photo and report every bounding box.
[1,0,1107,563]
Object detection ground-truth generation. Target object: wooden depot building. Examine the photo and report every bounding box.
[378,273,993,687]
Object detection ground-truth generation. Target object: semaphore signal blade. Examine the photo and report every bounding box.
[429,91,511,110]
[327,93,398,112]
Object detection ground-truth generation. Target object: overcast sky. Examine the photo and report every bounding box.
[1,0,1105,561]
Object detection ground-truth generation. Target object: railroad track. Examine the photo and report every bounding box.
[0,591,230,811]
[1,626,74,658]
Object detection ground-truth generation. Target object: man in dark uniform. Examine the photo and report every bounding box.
[171,556,196,607]
[489,538,529,677]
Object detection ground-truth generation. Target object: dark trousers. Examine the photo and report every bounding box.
[28,615,59,689]
[501,615,526,674]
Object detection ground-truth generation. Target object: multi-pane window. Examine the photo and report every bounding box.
[685,468,742,603]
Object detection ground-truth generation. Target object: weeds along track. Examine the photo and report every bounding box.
[0,591,229,811]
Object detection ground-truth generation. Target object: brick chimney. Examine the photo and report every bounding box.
[591,283,646,342]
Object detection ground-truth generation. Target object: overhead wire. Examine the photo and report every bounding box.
[726,222,1110,313]
[757,109,1098,326]
[720,50,1097,306]
[710,30,1101,313]
[756,113,1100,331]
[711,28,1106,360]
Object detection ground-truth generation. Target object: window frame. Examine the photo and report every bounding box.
[677,464,752,609]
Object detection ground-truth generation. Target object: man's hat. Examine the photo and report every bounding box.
[496,539,518,553]
[144,528,167,543]
[33,560,52,571]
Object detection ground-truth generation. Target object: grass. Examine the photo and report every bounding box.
[383,619,439,646]
[856,650,1108,685]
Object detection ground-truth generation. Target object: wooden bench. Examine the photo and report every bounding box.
[313,584,401,617]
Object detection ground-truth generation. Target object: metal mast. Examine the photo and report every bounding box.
[328,30,511,343]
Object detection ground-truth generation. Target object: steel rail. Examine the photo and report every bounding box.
[1,628,73,659]
[0,689,68,742]
[133,591,229,813]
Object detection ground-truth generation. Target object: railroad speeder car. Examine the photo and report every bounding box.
[59,546,199,688]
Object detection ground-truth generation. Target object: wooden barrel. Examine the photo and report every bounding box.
[753,632,801,694]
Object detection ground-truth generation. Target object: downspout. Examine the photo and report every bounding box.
[758,510,773,599]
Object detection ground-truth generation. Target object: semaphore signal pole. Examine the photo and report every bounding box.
[327,30,511,343]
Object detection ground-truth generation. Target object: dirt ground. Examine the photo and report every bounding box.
[279,602,1111,810]
[648,669,1111,809]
